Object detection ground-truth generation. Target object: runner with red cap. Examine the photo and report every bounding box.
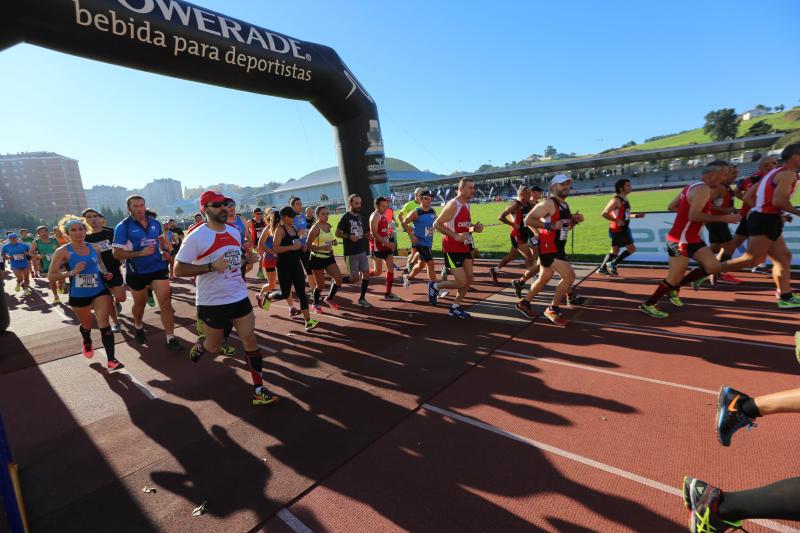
[175,191,278,406]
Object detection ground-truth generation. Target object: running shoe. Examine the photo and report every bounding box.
[356,298,373,308]
[52,296,61,305]
[58,284,67,294]
[82,343,94,359]
[489,267,500,284]
[751,265,771,275]
[716,386,756,447]
[23,287,31,297]
[448,305,470,318]
[682,476,743,533]
[256,268,265,280]
[219,342,237,356]
[289,306,303,317]
[427,281,440,306]
[134,326,146,345]
[777,294,800,309]
[515,299,536,319]
[146,290,155,307]
[795,331,800,366]
[323,296,340,310]
[190,337,205,363]
[512,279,524,299]
[597,266,611,276]
[14,282,20,292]
[668,290,684,307]
[384,293,402,302]
[717,273,742,284]
[439,290,449,298]
[402,274,411,289]
[691,277,709,291]
[566,294,589,306]
[311,304,323,314]
[305,319,319,331]
[110,322,122,334]
[543,307,568,326]
[107,359,125,371]
[639,303,669,318]
[607,264,619,276]
[255,293,271,312]
[253,387,280,406]
[440,267,449,281]
[115,301,122,314]
[165,337,182,352]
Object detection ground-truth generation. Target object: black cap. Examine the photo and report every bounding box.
[420,190,432,197]
[253,207,263,213]
[531,185,544,192]
[279,206,296,219]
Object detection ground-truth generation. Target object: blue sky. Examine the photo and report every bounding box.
[1,0,797,189]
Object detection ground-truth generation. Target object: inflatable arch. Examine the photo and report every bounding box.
[0,0,391,331]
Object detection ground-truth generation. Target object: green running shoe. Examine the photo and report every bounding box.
[691,277,709,291]
[256,268,265,280]
[639,303,669,318]
[778,294,800,309]
[219,342,237,356]
[668,290,684,307]
[795,331,800,366]
[146,289,155,307]
[190,336,206,363]
[682,476,744,533]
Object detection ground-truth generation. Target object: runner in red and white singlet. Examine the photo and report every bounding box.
[717,143,800,308]
[640,161,741,318]
[369,196,402,302]
[489,185,540,296]
[429,178,484,318]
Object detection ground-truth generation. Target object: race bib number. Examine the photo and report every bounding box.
[12,254,25,261]
[464,233,474,246]
[140,238,156,249]
[324,240,336,246]
[97,240,112,252]
[527,235,539,247]
[559,226,569,240]
[223,249,242,279]
[424,226,434,237]
[75,274,99,289]
[45,254,53,262]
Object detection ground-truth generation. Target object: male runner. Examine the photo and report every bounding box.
[112,195,181,349]
[489,185,540,297]
[731,157,779,272]
[30,226,60,303]
[707,143,800,308]
[176,190,278,406]
[599,178,637,276]
[336,194,372,307]
[369,196,402,301]
[399,188,423,273]
[703,163,742,285]
[291,197,317,293]
[516,175,585,325]
[84,208,126,332]
[401,190,441,288]
[247,207,266,280]
[639,162,741,318]
[1,233,32,296]
[429,177,484,318]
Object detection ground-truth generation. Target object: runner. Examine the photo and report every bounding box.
[83,208,127,332]
[429,177,484,318]
[336,194,372,308]
[175,191,278,406]
[193,212,204,224]
[52,225,68,246]
[711,144,800,308]
[489,185,541,297]
[401,189,442,288]
[247,208,266,280]
[168,218,184,277]
[702,163,742,285]
[30,226,60,303]
[515,174,586,325]
[399,188,423,274]
[290,197,317,294]
[639,162,741,318]
[259,206,319,331]
[162,221,179,280]
[1,232,32,296]
[112,195,181,349]
[307,205,345,312]
[369,196,403,302]
[255,210,285,308]
[48,218,123,370]
[730,157,779,269]
[598,178,637,276]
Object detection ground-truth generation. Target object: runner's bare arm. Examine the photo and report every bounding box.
[174,256,227,277]
[773,171,800,217]
[306,225,323,252]
[525,200,556,229]
[498,201,517,227]
[256,227,270,254]
[688,185,739,224]
[401,209,418,236]
[741,184,757,207]
[433,201,459,239]
[47,248,75,282]
[601,197,621,221]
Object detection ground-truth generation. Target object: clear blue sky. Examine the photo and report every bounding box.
[1,0,797,189]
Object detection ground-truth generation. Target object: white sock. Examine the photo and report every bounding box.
[166,334,175,342]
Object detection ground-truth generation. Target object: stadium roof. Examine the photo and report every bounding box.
[398,133,785,188]
[270,158,442,193]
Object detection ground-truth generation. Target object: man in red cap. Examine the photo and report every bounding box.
[175,191,278,406]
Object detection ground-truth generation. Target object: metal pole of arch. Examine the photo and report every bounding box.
[0,282,9,333]
[0,411,26,533]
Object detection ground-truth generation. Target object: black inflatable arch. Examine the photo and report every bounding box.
[0,0,391,331]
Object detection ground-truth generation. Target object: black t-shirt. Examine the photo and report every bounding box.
[85,227,121,272]
[337,211,368,256]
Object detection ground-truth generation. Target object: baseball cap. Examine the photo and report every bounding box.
[7,232,18,239]
[550,174,572,186]
[253,207,263,213]
[224,196,235,205]
[199,190,226,208]
[531,185,544,192]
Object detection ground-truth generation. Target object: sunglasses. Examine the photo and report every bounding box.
[206,200,234,208]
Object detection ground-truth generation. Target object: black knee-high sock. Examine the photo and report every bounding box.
[342,274,351,284]
[328,283,339,299]
[679,266,708,286]
[312,287,321,305]
[718,477,800,522]
[645,280,677,306]
[601,253,617,268]
[360,278,369,299]
[100,326,115,360]
[79,326,92,346]
[611,250,632,265]
[245,349,263,390]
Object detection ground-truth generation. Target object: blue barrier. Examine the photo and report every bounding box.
[0,412,24,533]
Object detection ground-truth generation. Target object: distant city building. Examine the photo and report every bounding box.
[742,108,769,121]
[84,185,129,213]
[0,151,86,220]
[140,178,182,213]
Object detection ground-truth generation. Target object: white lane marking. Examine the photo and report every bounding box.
[277,508,314,533]
[571,320,790,351]
[495,349,717,395]
[229,333,277,354]
[117,369,157,400]
[422,404,799,533]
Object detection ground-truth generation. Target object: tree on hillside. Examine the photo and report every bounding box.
[754,104,771,112]
[776,105,785,112]
[544,145,557,158]
[745,120,775,137]
[703,108,739,141]
[621,140,637,148]
[477,164,494,172]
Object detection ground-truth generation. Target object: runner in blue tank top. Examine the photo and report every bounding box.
[401,190,447,290]
[48,218,123,369]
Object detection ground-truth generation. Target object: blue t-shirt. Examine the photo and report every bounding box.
[233,217,247,242]
[113,216,168,274]
[293,214,308,245]
[413,207,436,248]
[2,242,30,270]
[66,244,105,299]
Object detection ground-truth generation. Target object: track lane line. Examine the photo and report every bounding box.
[277,508,314,533]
